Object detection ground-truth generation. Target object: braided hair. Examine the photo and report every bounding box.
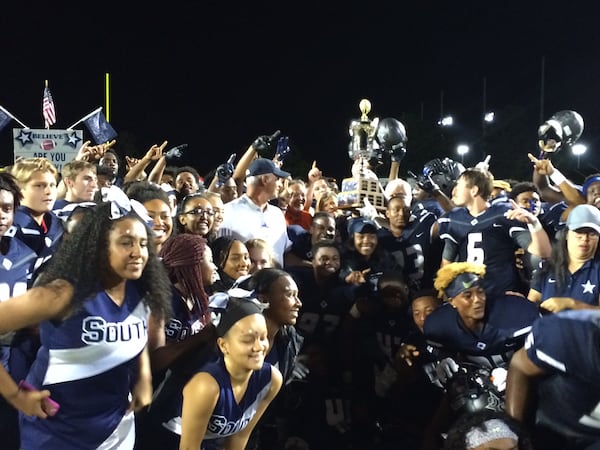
[160,234,210,325]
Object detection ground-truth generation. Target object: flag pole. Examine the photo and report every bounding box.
[0,106,29,128]
[105,73,110,122]
[67,107,103,130]
[44,80,49,130]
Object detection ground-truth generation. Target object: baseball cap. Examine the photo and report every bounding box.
[566,204,600,234]
[347,217,378,235]
[246,158,290,178]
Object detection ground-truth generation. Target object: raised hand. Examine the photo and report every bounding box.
[216,153,236,188]
[165,144,187,160]
[504,199,539,226]
[307,160,322,184]
[75,140,94,161]
[274,135,291,161]
[144,141,167,162]
[125,155,140,171]
[475,155,491,171]
[527,153,556,176]
[358,197,379,220]
[252,130,281,157]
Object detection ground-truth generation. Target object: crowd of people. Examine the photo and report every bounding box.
[0,128,599,450]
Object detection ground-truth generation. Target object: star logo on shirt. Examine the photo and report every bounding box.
[581,280,596,294]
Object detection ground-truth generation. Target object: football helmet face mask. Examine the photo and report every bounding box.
[538,110,584,155]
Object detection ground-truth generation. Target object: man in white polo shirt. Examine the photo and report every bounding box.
[218,158,292,266]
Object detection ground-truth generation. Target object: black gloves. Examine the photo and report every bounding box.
[215,153,236,188]
[251,130,281,157]
[409,170,440,194]
[165,144,187,161]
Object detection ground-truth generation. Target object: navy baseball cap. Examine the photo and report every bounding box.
[347,217,378,235]
[246,158,290,178]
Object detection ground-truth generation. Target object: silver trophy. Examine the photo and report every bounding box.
[348,99,380,171]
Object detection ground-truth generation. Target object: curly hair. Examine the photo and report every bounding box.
[36,202,172,320]
[434,262,486,299]
[160,234,210,325]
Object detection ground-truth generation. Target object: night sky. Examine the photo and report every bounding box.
[2,2,599,184]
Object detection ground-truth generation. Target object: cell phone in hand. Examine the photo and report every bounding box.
[18,380,60,416]
[276,136,290,160]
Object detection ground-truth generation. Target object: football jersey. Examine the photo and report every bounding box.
[13,206,64,276]
[539,201,567,241]
[287,266,354,347]
[286,225,313,261]
[526,310,600,443]
[438,203,531,294]
[377,211,441,294]
[423,293,540,369]
[19,281,149,450]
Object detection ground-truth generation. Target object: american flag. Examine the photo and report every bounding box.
[42,86,56,128]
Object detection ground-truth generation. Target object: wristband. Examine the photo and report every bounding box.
[528,220,543,233]
[549,170,566,186]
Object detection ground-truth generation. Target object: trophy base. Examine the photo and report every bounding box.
[338,176,386,211]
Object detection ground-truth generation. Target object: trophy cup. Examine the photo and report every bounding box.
[339,99,386,212]
[348,99,380,168]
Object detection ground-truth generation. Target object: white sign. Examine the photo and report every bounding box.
[13,128,83,172]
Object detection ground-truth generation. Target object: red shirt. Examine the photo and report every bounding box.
[285,208,313,230]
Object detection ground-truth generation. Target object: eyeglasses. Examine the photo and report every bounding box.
[183,207,215,217]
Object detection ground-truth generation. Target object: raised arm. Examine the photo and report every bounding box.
[124,141,167,184]
[148,155,167,185]
[304,161,322,212]
[528,153,584,207]
[232,131,281,196]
